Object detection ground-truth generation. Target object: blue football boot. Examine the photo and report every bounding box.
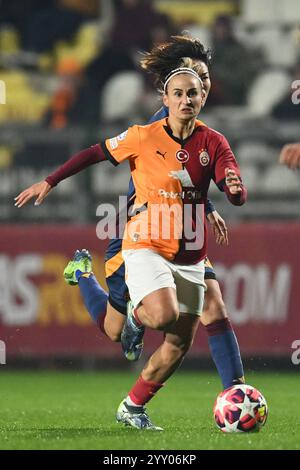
[121,300,145,361]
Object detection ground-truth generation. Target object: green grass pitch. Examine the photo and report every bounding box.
[0,370,299,450]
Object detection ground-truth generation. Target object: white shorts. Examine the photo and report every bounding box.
[122,248,206,315]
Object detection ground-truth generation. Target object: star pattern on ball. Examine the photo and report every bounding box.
[214,385,268,433]
[215,393,242,432]
[238,393,259,420]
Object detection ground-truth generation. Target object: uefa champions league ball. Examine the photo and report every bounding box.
[213,384,268,433]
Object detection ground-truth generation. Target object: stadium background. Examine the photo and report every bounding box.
[0,0,300,451]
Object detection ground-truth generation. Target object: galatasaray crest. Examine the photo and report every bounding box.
[199,150,210,166]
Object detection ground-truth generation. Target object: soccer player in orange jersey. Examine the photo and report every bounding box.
[15,36,246,430]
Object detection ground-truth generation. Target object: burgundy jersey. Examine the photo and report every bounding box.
[172,122,242,264]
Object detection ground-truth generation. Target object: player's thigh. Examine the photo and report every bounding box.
[175,262,206,316]
[123,249,179,323]
[141,287,179,326]
[104,301,126,341]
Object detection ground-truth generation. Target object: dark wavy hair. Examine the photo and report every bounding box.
[140,35,211,91]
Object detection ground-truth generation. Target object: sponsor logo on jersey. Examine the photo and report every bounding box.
[158,189,182,199]
[117,130,128,141]
[158,188,202,200]
[156,150,167,159]
[109,137,118,150]
[132,232,140,242]
[199,150,210,166]
[175,149,189,163]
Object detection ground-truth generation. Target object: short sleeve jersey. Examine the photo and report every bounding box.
[102,118,241,264]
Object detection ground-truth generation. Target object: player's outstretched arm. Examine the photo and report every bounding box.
[207,210,229,246]
[279,143,300,170]
[14,181,52,208]
[14,144,106,208]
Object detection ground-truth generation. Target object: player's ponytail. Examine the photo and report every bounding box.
[140,35,211,92]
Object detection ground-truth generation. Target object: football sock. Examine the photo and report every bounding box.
[125,396,141,407]
[127,375,164,406]
[205,318,244,390]
[132,307,143,328]
[78,274,108,323]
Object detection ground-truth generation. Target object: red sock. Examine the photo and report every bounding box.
[205,317,233,336]
[132,307,143,327]
[128,375,164,406]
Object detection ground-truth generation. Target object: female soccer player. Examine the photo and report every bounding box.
[15,36,246,430]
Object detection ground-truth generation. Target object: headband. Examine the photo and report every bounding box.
[163,67,202,93]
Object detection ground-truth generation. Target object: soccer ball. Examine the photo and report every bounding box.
[213,384,268,433]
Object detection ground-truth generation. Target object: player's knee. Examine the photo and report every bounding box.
[201,295,227,325]
[152,308,179,330]
[210,296,227,317]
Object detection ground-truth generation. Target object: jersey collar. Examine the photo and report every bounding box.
[162,118,206,146]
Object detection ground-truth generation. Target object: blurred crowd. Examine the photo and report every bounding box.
[0,0,175,127]
[0,0,300,221]
[1,0,299,130]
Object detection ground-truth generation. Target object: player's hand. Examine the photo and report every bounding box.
[279,143,300,170]
[225,168,242,194]
[207,210,229,246]
[14,180,52,208]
